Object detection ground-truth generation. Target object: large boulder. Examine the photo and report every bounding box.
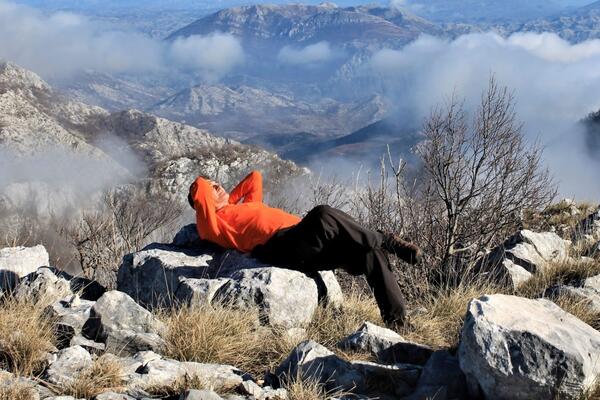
[117,227,344,328]
[82,291,165,355]
[476,230,570,288]
[45,345,93,386]
[16,267,72,304]
[459,294,600,400]
[45,295,96,349]
[0,245,49,291]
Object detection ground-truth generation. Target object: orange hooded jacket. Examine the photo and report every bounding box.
[189,171,301,253]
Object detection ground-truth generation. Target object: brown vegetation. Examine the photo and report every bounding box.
[56,355,124,398]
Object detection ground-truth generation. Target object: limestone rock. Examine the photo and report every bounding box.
[378,341,434,366]
[477,230,570,288]
[45,346,93,386]
[95,392,136,400]
[351,361,420,398]
[584,274,600,292]
[276,340,364,393]
[123,351,249,394]
[407,350,468,400]
[177,277,231,306]
[15,267,72,303]
[117,245,213,308]
[338,321,404,357]
[0,245,49,291]
[180,389,223,400]
[546,285,600,313]
[82,291,165,355]
[459,294,600,400]
[45,295,95,348]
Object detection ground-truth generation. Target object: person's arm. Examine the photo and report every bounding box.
[190,176,238,248]
[228,171,263,205]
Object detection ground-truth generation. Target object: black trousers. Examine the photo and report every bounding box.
[251,205,407,324]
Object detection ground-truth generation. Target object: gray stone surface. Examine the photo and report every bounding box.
[407,351,468,400]
[477,230,570,287]
[215,266,319,328]
[546,285,600,313]
[177,277,231,306]
[180,389,223,400]
[95,393,136,400]
[45,295,95,348]
[378,340,434,366]
[82,291,165,355]
[123,351,248,394]
[459,294,600,400]
[338,321,404,357]
[0,245,49,291]
[584,274,600,292]
[45,345,93,386]
[15,267,72,303]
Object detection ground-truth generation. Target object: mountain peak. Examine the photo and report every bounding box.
[0,61,49,92]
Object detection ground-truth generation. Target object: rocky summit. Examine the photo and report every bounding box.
[0,214,599,399]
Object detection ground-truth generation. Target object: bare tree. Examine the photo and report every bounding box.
[415,78,556,270]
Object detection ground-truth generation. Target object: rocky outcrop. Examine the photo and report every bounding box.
[16,267,71,304]
[82,291,165,355]
[476,230,570,288]
[0,245,49,291]
[459,294,600,400]
[117,226,343,329]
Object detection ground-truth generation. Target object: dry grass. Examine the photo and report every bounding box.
[524,201,598,236]
[56,355,124,399]
[0,298,56,376]
[281,370,349,400]
[305,290,381,350]
[145,374,209,398]
[400,282,499,349]
[553,294,600,331]
[159,302,270,375]
[516,258,600,299]
[0,373,38,400]
[581,381,600,400]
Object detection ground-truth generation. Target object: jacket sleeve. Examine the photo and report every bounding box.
[190,176,238,249]
[228,171,263,205]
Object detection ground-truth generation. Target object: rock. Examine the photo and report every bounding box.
[545,285,600,313]
[123,351,249,394]
[172,223,203,248]
[575,208,600,239]
[459,294,600,400]
[276,340,365,393]
[177,277,231,306]
[477,230,570,288]
[0,371,41,400]
[117,245,213,308]
[0,245,49,291]
[15,267,72,303]
[45,346,93,386]
[215,266,319,328]
[378,341,434,366]
[338,321,404,358]
[70,335,106,355]
[584,274,600,292]
[95,392,136,400]
[45,295,95,349]
[82,291,165,355]
[180,389,223,400]
[351,361,420,397]
[407,351,468,400]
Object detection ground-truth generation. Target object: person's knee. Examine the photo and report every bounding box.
[309,204,335,218]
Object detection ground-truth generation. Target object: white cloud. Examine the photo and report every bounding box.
[170,33,245,81]
[370,32,600,199]
[0,1,244,80]
[278,41,335,66]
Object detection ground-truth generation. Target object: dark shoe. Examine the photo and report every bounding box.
[381,233,422,265]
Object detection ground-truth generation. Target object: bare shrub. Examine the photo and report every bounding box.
[0,298,56,376]
[397,79,556,279]
[64,187,183,288]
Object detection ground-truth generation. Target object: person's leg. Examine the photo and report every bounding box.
[252,205,408,324]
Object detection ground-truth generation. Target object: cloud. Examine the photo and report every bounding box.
[278,41,336,66]
[170,34,245,81]
[370,32,600,199]
[0,1,244,80]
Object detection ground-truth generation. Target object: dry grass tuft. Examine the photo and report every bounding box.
[305,290,381,350]
[516,258,600,299]
[58,355,124,399]
[0,373,38,400]
[553,294,600,331]
[401,283,497,349]
[0,297,56,376]
[281,371,349,400]
[159,302,269,375]
[146,374,208,398]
